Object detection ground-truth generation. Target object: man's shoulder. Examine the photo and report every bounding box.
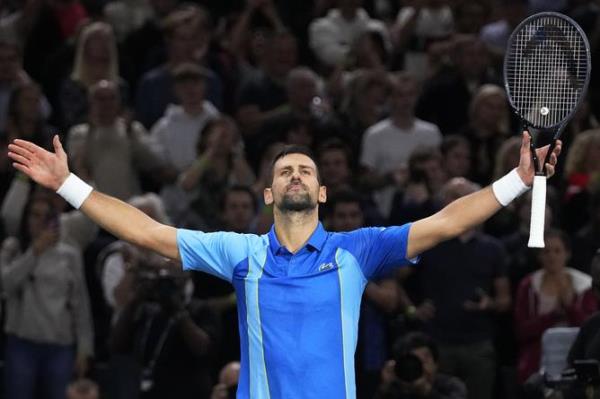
[309,9,339,30]
[364,118,394,137]
[54,241,82,258]
[330,225,410,246]
[413,118,442,135]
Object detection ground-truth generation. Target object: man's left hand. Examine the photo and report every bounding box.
[516,131,562,186]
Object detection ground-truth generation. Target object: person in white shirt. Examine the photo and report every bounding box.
[360,71,442,218]
[150,63,219,172]
[309,0,389,68]
[67,80,168,201]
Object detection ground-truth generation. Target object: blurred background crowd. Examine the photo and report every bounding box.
[0,0,600,398]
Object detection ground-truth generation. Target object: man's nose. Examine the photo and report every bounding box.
[290,171,302,180]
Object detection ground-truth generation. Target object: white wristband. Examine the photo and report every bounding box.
[56,173,93,209]
[492,168,529,206]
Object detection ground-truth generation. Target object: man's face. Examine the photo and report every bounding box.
[169,21,208,63]
[17,86,41,118]
[266,36,297,78]
[457,41,488,78]
[444,143,471,178]
[174,79,205,108]
[390,79,418,114]
[265,153,326,213]
[331,202,363,232]
[90,86,120,125]
[287,75,317,111]
[319,149,350,187]
[223,191,255,233]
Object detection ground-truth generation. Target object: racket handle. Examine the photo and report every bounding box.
[528,175,547,248]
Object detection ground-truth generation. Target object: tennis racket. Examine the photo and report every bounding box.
[503,12,591,248]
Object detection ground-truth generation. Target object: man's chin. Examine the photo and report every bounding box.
[279,203,316,212]
[278,197,317,212]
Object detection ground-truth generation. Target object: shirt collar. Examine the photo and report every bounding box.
[268,222,328,254]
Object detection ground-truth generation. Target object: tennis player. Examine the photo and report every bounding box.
[8,132,560,399]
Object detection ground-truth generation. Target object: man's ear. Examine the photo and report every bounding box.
[318,185,327,204]
[264,187,273,205]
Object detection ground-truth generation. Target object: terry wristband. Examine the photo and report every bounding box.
[56,173,93,209]
[492,168,529,206]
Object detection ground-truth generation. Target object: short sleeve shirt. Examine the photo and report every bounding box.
[177,222,415,399]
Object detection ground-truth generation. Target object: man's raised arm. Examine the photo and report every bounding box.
[406,132,561,259]
[8,136,179,260]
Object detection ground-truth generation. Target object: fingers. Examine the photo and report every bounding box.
[553,140,562,157]
[12,162,30,175]
[53,134,65,158]
[13,138,43,154]
[520,131,530,154]
[7,151,31,166]
[8,143,34,159]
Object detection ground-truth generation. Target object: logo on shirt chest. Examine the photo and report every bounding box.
[318,262,335,272]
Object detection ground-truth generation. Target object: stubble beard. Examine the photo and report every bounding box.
[278,192,316,213]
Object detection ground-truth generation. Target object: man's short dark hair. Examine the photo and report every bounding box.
[316,138,353,162]
[269,145,321,186]
[324,189,363,220]
[327,189,362,210]
[441,134,470,156]
[220,185,258,213]
[162,5,211,37]
[172,63,210,83]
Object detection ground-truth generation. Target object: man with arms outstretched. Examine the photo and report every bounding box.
[7,133,560,399]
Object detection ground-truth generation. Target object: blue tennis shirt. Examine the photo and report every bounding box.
[177,222,415,399]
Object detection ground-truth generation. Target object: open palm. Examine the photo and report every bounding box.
[7,135,70,191]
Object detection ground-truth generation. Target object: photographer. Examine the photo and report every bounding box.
[109,261,219,399]
[569,250,600,366]
[561,250,600,399]
[375,332,466,399]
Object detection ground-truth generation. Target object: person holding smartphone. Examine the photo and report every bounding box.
[0,193,94,399]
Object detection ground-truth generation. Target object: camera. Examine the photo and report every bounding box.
[558,360,600,386]
[136,268,183,308]
[395,353,424,383]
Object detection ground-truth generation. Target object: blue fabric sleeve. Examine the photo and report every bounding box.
[176,229,255,282]
[343,224,418,280]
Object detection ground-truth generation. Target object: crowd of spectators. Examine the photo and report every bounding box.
[1,0,600,398]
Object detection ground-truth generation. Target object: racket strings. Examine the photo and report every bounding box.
[505,15,588,128]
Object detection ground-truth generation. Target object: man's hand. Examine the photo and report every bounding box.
[414,300,436,321]
[8,135,70,191]
[516,131,562,186]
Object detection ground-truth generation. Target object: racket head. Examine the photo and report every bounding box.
[503,12,591,135]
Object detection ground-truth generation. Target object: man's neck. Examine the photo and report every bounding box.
[183,103,205,116]
[273,209,319,253]
[339,8,358,21]
[391,114,414,129]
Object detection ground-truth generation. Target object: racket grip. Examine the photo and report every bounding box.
[528,175,547,248]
